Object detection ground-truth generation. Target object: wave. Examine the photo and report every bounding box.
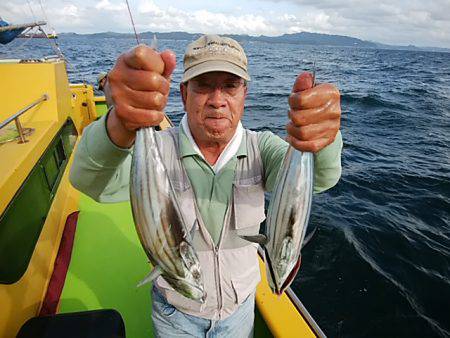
[257,92,288,99]
[253,75,275,80]
[342,227,450,337]
[245,104,275,111]
[341,93,408,110]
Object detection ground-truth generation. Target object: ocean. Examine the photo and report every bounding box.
[2,36,449,338]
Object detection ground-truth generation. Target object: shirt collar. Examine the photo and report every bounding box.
[179,117,198,158]
[236,129,247,158]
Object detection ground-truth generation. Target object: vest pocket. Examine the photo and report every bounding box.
[233,179,266,232]
[220,245,261,305]
[231,262,261,304]
[155,276,205,313]
[152,285,178,317]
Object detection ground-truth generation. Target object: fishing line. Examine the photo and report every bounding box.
[38,0,49,25]
[34,0,63,58]
[312,59,316,87]
[38,0,55,34]
[26,0,37,22]
[125,0,141,45]
[38,26,64,59]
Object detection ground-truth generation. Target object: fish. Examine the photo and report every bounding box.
[243,149,314,295]
[263,148,314,295]
[242,66,317,295]
[130,126,206,302]
[263,64,317,294]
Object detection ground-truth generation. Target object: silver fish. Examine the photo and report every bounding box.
[130,127,206,302]
[264,148,314,295]
[262,64,317,294]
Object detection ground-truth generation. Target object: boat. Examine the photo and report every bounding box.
[18,33,58,39]
[0,53,326,337]
[18,29,58,39]
[0,20,47,45]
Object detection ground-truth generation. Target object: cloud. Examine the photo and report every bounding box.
[95,0,126,11]
[264,0,450,47]
[128,0,275,35]
[131,0,332,36]
[0,0,449,47]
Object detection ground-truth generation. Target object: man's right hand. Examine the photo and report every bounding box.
[106,45,176,148]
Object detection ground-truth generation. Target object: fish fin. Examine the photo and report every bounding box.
[239,234,269,245]
[137,266,162,287]
[302,227,317,249]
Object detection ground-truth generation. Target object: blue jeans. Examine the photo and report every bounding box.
[151,285,255,338]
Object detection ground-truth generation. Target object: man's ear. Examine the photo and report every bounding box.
[180,82,187,109]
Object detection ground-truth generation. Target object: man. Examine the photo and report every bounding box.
[97,72,114,107]
[70,34,342,337]
[97,72,108,91]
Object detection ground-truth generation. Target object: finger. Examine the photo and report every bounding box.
[124,44,165,73]
[125,89,168,111]
[286,121,337,142]
[287,136,332,153]
[160,50,177,79]
[292,72,314,93]
[117,105,165,127]
[122,69,170,94]
[289,83,339,110]
[289,100,340,126]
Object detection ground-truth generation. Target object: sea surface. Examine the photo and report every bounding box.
[2,36,449,338]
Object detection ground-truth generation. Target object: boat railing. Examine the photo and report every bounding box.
[0,94,48,143]
[257,246,327,337]
[285,286,327,338]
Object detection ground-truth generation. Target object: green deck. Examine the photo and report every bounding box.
[95,101,109,118]
[59,193,272,337]
[59,195,153,337]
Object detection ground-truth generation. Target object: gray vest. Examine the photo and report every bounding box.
[154,127,266,320]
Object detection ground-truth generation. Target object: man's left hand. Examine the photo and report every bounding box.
[286,72,341,153]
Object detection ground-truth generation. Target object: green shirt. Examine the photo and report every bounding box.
[69,114,343,245]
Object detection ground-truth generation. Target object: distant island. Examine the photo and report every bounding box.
[61,31,449,53]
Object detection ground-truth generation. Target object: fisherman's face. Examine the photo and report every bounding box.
[181,71,247,145]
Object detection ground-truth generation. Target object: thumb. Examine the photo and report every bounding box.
[160,50,176,79]
[292,72,314,93]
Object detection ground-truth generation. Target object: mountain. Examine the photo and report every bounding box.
[251,32,377,48]
[59,31,449,52]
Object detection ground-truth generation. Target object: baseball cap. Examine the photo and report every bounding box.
[182,34,250,82]
[97,72,108,90]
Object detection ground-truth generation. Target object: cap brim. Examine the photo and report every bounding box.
[182,60,250,82]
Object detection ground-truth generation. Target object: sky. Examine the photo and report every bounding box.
[1,0,450,48]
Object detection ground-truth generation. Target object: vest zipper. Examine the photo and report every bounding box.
[213,245,223,319]
[173,135,246,320]
[191,193,227,319]
[213,201,234,319]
